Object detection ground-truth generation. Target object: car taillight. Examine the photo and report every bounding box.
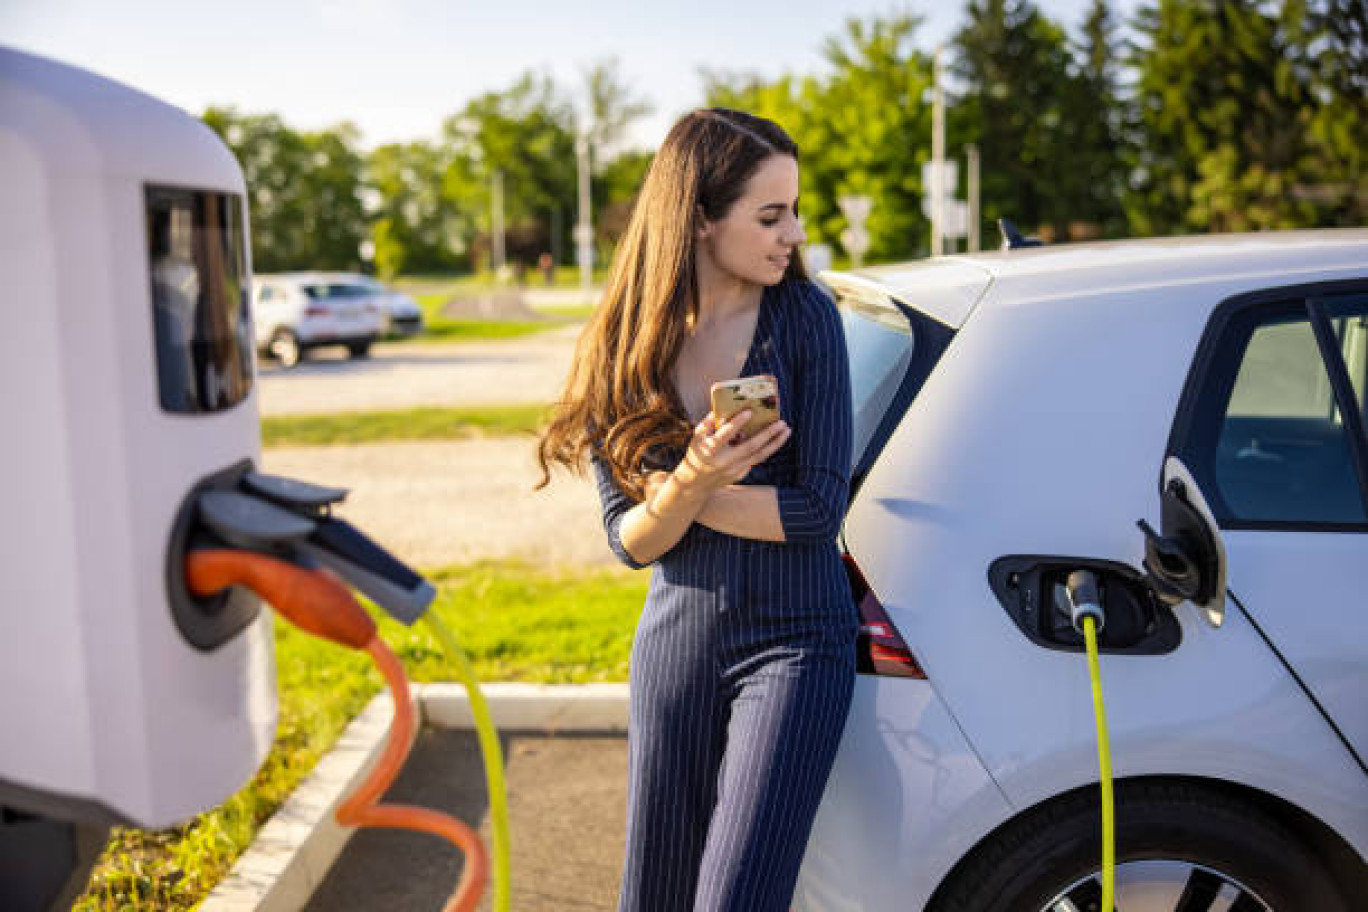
[304,304,329,317]
[842,553,926,679]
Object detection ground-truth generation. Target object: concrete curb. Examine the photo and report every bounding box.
[200,682,629,912]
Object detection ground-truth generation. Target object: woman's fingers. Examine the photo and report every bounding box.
[712,410,752,448]
[741,419,790,464]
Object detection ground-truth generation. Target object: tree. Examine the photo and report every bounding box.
[202,107,367,272]
[442,72,578,272]
[705,12,935,261]
[582,57,654,162]
[1125,0,1358,234]
[367,140,467,278]
[955,0,1088,242]
[1063,0,1128,236]
[1290,0,1367,223]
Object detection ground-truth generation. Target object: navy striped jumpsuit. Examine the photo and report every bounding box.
[591,277,858,912]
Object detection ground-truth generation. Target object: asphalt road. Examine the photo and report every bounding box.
[305,731,629,912]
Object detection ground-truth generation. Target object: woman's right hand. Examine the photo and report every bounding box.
[673,410,791,494]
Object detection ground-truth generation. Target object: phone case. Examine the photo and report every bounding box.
[710,374,780,440]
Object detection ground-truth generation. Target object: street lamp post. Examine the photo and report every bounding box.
[575,128,593,301]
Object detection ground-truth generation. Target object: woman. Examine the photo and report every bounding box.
[535,107,856,911]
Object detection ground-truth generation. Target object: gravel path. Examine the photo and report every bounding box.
[254,325,634,573]
[261,438,620,572]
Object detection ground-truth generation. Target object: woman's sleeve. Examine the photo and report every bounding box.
[591,450,653,569]
[775,285,853,543]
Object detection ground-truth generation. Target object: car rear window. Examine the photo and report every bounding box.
[824,276,955,493]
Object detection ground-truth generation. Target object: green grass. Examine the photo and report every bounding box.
[75,559,646,910]
[261,404,550,447]
[395,267,610,294]
[405,290,579,343]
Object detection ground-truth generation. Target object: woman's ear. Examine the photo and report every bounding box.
[695,205,711,240]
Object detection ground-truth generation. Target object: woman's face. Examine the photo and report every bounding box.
[698,154,806,287]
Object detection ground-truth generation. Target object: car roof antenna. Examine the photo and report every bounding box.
[998,218,1044,251]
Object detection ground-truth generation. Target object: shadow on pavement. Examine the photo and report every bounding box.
[305,730,628,912]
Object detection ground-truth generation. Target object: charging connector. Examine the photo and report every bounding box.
[1065,569,1105,636]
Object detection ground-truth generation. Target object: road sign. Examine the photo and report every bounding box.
[921,160,958,196]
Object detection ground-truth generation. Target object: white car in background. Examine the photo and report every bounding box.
[793,230,1368,911]
[349,274,425,338]
[251,272,384,367]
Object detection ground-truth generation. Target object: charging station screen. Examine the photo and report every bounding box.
[146,186,254,413]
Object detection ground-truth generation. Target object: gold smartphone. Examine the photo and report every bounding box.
[710,374,781,442]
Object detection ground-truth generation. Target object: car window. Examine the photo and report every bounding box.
[1191,297,1368,526]
[302,283,371,300]
[826,279,954,487]
[1325,294,1368,420]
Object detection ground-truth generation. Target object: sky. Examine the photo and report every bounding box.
[1,0,1136,152]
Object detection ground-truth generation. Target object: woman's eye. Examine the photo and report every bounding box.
[760,218,779,227]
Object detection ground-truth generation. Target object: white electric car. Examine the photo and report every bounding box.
[795,230,1368,911]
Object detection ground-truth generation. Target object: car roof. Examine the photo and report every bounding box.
[840,229,1368,327]
[254,272,380,285]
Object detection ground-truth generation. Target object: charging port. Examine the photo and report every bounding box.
[989,556,1182,655]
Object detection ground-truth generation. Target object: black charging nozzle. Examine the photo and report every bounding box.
[185,469,436,626]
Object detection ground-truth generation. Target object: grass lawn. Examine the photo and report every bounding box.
[387,275,600,345]
[394,267,610,294]
[261,404,549,447]
[75,559,646,910]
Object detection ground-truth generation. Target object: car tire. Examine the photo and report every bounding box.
[346,340,372,359]
[928,780,1347,912]
[268,329,302,368]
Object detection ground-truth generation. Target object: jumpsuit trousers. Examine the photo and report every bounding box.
[592,278,858,911]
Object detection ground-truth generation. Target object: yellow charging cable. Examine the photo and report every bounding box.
[422,614,512,912]
[1081,615,1115,911]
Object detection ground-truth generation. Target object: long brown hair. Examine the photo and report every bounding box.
[534,108,806,500]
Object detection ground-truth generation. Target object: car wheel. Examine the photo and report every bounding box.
[269,329,302,368]
[928,781,1347,912]
[346,340,372,359]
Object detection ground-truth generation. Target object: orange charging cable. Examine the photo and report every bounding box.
[186,549,489,912]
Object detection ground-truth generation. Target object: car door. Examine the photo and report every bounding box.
[1165,281,1368,770]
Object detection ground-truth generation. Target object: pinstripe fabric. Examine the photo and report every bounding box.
[591,278,858,911]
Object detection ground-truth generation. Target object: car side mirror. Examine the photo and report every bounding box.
[1137,457,1227,627]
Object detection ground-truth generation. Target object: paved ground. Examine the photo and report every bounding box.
[256,324,582,416]
[304,732,628,912]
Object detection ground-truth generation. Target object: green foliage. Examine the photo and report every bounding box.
[705,13,934,261]
[76,561,646,910]
[203,108,368,273]
[1127,0,1364,234]
[368,140,469,278]
[955,0,1121,241]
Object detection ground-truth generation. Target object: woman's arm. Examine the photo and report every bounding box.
[592,410,789,568]
[694,484,785,541]
[771,287,853,542]
[641,472,786,541]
